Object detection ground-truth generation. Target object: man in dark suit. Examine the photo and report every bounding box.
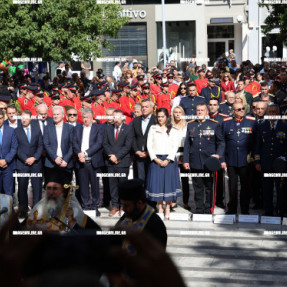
[31,103,53,135]
[0,110,18,197]
[73,108,104,216]
[66,107,81,127]
[15,110,43,217]
[4,105,21,129]
[131,99,156,183]
[103,109,132,216]
[43,105,74,183]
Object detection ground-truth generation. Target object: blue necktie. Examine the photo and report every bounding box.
[26,127,31,143]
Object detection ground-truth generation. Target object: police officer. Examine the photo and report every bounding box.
[201,76,223,104]
[219,91,236,117]
[222,102,258,214]
[183,103,225,214]
[180,84,205,118]
[255,104,287,216]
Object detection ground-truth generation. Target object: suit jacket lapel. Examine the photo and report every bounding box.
[144,115,154,136]
[61,124,66,150]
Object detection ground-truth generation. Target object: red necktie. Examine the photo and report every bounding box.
[115,127,119,142]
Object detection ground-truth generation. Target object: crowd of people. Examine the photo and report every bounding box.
[0,52,287,224]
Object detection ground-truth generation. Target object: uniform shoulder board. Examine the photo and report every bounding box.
[198,95,205,99]
[209,119,219,123]
[252,93,260,98]
[220,101,227,105]
[268,93,275,97]
[187,120,196,124]
[219,113,228,117]
[246,116,256,121]
[223,117,233,122]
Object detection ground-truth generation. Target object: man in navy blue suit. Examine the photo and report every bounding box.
[43,105,74,183]
[4,105,21,129]
[0,110,18,197]
[73,108,104,216]
[103,109,132,216]
[15,110,43,217]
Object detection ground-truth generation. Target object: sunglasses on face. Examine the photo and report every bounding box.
[234,107,245,112]
[168,77,174,79]
[181,87,187,90]
[0,107,7,110]
[252,106,256,109]
[68,113,77,116]
[143,87,149,90]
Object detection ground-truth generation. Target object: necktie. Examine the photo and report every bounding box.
[26,127,31,143]
[115,127,119,142]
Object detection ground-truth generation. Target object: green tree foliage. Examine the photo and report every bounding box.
[0,0,129,61]
[260,3,287,46]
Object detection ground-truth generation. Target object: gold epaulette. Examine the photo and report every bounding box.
[252,93,260,98]
[187,120,196,124]
[209,119,219,123]
[246,116,256,121]
[219,113,228,117]
[254,155,260,161]
[268,93,276,98]
[223,117,233,122]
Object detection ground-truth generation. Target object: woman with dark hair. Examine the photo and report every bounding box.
[146,108,182,219]
[171,82,188,111]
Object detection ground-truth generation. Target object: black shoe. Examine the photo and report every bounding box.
[204,209,211,214]
[183,204,192,211]
[225,210,236,215]
[95,207,101,217]
[216,202,225,209]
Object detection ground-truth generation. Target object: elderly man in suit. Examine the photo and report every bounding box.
[73,108,104,216]
[15,110,43,217]
[43,105,74,183]
[131,99,156,183]
[103,109,132,216]
[0,110,18,197]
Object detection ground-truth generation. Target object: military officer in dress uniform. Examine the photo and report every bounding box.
[219,91,236,117]
[201,76,223,104]
[222,102,258,214]
[255,104,287,216]
[183,103,225,214]
[180,84,205,118]
[253,82,277,104]
[208,98,228,209]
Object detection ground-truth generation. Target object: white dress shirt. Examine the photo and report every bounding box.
[81,125,91,154]
[141,114,151,135]
[147,125,178,161]
[39,120,46,135]
[8,120,18,129]
[55,124,63,158]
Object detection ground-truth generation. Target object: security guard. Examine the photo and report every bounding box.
[183,103,225,214]
[180,84,205,118]
[254,104,287,216]
[219,91,236,117]
[222,102,258,214]
[201,76,223,104]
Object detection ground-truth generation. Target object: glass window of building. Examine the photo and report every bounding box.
[157,21,196,71]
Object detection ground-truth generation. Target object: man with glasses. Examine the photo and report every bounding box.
[66,107,80,127]
[167,72,179,99]
[222,103,258,214]
[150,72,162,97]
[0,109,18,197]
[179,84,205,117]
[219,91,236,117]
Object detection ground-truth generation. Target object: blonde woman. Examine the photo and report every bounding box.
[171,106,191,210]
[0,102,8,120]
